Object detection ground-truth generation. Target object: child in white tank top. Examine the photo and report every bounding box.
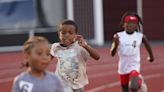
[110,11,154,92]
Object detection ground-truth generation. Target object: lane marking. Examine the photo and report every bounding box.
[0,77,13,84]
[0,62,164,83]
[86,73,164,92]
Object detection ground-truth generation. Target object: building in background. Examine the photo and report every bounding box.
[0,0,65,51]
[0,0,164,52]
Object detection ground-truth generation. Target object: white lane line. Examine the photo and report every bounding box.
[86,73,164,92]
[0,77,13,84]
[85,81,120,92]
[88,71,116,78]
[87,63,117,72]
[0,62,164,83]
[88,63,164,79]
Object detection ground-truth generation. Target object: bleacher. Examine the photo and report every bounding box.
[0,0,58,51]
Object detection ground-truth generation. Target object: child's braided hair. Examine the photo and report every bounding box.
[119,11,143,32]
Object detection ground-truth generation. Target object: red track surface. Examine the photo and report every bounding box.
[0,44,164,92]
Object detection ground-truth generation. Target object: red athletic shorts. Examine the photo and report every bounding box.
[119,70,140,85]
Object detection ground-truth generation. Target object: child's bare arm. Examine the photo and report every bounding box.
[83,45,100,60]
[76,35,100,60]
[142,34,154,62]
[110,34,119,56]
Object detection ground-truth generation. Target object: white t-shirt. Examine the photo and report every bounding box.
[50,42,89,90]
[117,31,143,74]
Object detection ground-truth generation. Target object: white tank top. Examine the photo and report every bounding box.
[117,31,143,74]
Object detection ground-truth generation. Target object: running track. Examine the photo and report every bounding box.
[0,44,164,92]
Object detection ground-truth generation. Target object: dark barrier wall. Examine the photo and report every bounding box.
[103,0,136,41]
[0,32,58,46]
[74,0,94,39]
[143,0,164,40]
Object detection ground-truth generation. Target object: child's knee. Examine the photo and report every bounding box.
[129,76,142,92]
[129,71,142,92]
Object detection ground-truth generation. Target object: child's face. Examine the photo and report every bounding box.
[26,42,51,72]
[124,22,138,32]
[59,24,76,46]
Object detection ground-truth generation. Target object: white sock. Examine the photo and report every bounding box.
[141,83,147,92]
[139,75,148,92]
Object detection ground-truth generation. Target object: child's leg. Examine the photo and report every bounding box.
[120,74,130,92]
[121,85,129,92]
[129,70,142,92]
[139,75,147,92]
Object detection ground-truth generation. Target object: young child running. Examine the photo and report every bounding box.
[110,11,154,92]
[50,20,100,92]
[12,36,64,92]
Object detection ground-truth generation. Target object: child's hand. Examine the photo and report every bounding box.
[113,34,119,44]
[75,35,88,47]
[147,56,154,62]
